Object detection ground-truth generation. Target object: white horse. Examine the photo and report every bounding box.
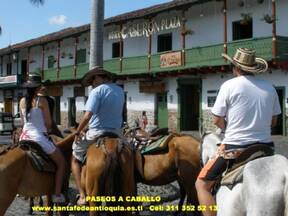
[201,131,288,216]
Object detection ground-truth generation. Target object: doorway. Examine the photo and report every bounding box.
[21,60,28,81]
[68,98,76,127]
[178,79,201,131]
[4,99,12,113]
[156,93,168,128]
[53,96,61,125]
[272,87,285,135]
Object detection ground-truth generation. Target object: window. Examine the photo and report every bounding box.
[232,20,253,41]
[76,49,86,64]
[157,33,172,52]
[6,63,12,75]
[112,42,122,58]
[48,56,55,69]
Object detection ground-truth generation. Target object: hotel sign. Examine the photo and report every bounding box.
[0,75,17,84]
[160,51,182,68]
[108,16,181,40]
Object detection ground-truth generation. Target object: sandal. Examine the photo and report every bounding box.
[76,194,87,206]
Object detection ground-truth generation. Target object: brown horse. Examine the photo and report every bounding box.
[0,132,75,216]
[130,129,201,215]
[80,136,136,216]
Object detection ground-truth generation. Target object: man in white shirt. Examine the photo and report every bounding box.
[195,48,281,216]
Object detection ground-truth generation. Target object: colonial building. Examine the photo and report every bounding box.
[0,0,287,135]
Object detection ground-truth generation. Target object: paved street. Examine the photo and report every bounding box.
[2,135,288,216]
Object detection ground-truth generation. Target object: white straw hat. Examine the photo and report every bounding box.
[222,48,268,73]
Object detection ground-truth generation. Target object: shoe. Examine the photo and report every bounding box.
[76,194,87,206]
[52,194,66,203]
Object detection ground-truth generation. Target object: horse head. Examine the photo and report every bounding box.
[200,130,222,165]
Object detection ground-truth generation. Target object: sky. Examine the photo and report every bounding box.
[0,0,171,49]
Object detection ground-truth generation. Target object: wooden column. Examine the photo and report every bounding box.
[148,18,152,72]
[41,45,45,79]
[120,23,123,73]
[73,37,79,78]
[181,10,187,66]
[27,47,30,80]
[57,41,61,79]
[223,0,228,57]
[272,0,277,59]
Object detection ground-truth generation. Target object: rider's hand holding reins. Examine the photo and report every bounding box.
[74,111,93,144]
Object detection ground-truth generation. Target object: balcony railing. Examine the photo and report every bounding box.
[32,36,288,81]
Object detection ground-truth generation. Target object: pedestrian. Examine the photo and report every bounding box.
[195,48,281,216]
[141,111,148,130]
[71,66,125,205]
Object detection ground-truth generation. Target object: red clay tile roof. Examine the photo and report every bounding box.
[0,0,202,55]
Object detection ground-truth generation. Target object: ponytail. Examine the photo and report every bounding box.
[25,88,37,119]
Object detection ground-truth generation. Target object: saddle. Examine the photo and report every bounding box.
[140,133,175,155]
[19,140,56,173]
[82,132,122,165]
[218,144,274,190]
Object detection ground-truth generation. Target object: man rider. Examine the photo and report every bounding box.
[195,48,281,216]
[71,66,124,205]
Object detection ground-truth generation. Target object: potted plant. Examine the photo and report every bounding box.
[262,14,276,24]
[240,13,252,25]
[61,52,66,58]
[68,53,74,59]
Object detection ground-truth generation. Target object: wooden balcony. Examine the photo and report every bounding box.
[37,36,288,81]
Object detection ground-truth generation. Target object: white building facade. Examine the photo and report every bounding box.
[0,0,287,135]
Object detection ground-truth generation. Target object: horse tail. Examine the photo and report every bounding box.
[100,139,121,196]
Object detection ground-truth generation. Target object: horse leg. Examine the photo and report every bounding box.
[173,181,186,216]
[0,191,17,216]
[177,166,200,216]
[39,196,44,207]
[28,197,34,215]
[119,146,136,216]
[45,195,53,216]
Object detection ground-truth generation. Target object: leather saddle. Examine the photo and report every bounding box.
[218,144,274,190]
[19,140,56,173]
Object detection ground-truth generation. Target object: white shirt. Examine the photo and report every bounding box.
[212,76,281,145]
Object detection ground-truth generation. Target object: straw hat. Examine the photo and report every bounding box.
[222,48,268,73]
[81,66,114,87]
[22,73,50,88]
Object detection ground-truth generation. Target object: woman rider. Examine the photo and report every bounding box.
[19,74,65,203]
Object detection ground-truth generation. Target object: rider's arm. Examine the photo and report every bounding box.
[213,115,226,130]
[76,111,93,135]
[19,98,25,126]
[271,115,278,128]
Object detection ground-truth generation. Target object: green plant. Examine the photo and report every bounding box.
[240,13,252,25]
[262,14,276,24]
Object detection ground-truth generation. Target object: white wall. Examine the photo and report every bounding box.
[29,46,42,73]
[61,85,74,111]
[166,78,178,110]
[124,81,155,111]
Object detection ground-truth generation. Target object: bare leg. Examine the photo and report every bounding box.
[71,156,86,203]
[195,179,216,216]
[49,148,65,195]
